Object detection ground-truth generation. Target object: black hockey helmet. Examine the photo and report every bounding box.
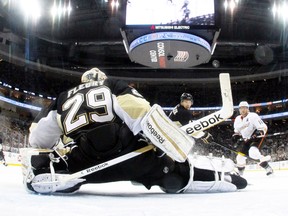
[180,93,193,103]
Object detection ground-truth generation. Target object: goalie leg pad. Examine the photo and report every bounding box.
[179,154,244,193]
[189,154,236,173]
[185,180,237,193]
[141,104,195,162]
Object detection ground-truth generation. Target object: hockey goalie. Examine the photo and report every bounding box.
[21,69,247,194]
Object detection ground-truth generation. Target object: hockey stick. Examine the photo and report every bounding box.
[31,144,154,193]
[181,73,234,136]
[257,131,288,138]
[210,141,259,162]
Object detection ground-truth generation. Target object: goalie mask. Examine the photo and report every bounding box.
[81,68,107,83]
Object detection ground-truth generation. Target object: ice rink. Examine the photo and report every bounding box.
[0,165,287,216]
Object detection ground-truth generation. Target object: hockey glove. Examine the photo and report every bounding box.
[200,132,214,144]
[232,133,242,144]
[251,130,265,139]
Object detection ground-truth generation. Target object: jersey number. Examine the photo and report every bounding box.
[62,88,114,134]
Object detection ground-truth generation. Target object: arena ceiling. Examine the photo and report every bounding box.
[0,0,288,84]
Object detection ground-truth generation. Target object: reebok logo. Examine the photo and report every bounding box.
[147,122,165,144]
[85,162,108,173]
[186,114,224,134]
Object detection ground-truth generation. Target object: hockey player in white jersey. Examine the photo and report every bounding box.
[232,101,273,176]
[21,68,247,194]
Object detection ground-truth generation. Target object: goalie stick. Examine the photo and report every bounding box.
[30,73,234,193]
[31,144,154,193]
[181,73,234,136]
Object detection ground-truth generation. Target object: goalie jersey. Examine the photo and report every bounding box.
[29,78,151,149]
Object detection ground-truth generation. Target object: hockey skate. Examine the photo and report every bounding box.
[236,166,245,176]
[264,165,274,176]
[259,155,273,176]
[0,160,7,166]
[20,148,85,194]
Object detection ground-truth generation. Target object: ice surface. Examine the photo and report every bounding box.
[0,165,287,216]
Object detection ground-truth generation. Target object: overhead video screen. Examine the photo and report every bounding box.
[125,0,215,26]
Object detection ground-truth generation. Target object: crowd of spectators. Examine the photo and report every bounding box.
[0,60,288,163]
[1,60,288,109]
[0,100,287,164]
[0,109,31,153]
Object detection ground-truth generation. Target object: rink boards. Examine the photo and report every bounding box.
[2,151,288,171]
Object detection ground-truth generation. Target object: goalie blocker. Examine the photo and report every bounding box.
[141,104,195,162]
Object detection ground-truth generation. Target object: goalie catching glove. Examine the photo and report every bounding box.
[20,142,85,194]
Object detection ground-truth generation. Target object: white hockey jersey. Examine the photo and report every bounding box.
[233,112,267,140]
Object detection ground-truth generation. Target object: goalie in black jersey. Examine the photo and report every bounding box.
[21,68,247,194]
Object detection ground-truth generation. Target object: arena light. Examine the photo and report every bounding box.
[223,0,240,14]
[111,0,120,13]
[272,1,288,24]
[111,0,119,8]
[20,0,41,21]
[50,1,72,20]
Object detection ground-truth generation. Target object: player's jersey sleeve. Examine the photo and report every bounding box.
[29,100,63,148]
[234,113,267,139]
[106,79,151,135]
[250,112,267,133]
[169,105,193,126]
[233,116,242,133]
